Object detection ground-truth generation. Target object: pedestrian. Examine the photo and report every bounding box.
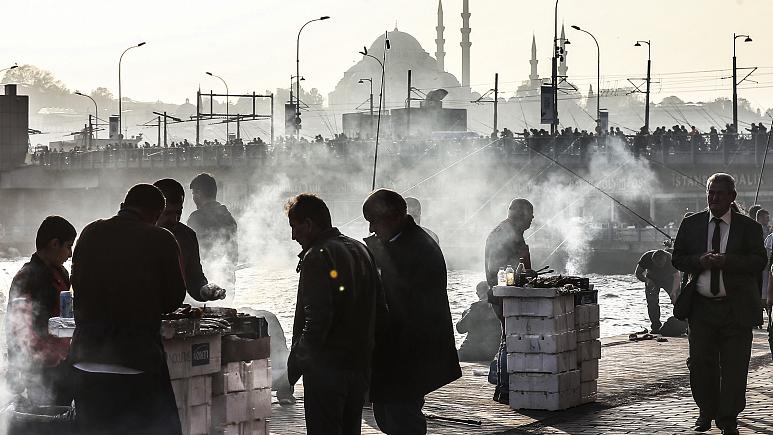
[187,173,238,301]
[363,189,461,435]
[456,281,501,362]
[635,249,680,332]
[484,198,537,404]
[285,194,382,435]
[70,184,187,435]
[405,196,439,244]
[153,178,226,302]
[672,173,766,435]
[755,209,770,238]
[6,216,76,406]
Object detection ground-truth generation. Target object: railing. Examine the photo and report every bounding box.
[26,132,769,171]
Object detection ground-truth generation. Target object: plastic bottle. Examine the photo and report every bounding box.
[505,265,515,286]
[497,267,507,286]
[515,262,525,286]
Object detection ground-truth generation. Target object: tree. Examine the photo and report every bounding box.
[1,64,69,95]
[90,87,114,105]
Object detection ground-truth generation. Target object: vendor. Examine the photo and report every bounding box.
[69,184,186,435]
[153,178,226,302]
[6,216,76,406]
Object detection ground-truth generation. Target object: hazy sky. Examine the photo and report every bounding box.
[4,0,773,110]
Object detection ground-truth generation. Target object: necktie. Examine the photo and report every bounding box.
[710,217,722,295]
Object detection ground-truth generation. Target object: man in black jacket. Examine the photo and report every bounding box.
[6,216,76,406]
[286,193,381,435]
[70,184,187,435]
[154,178,226,302]
[484,198,535,404]
[188,173,238,302]
[363,189,461,435]
[672,173,766,435]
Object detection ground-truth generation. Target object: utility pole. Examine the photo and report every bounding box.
[733,33,753,132]
[88,115,93,149]
[163,111,168,147]
[494,73,499,134]
[551,0,559,135]
[196,89,201,145]
[407,69,412,138]
[157,115,161,146]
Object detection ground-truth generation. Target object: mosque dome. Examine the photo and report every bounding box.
[328,28,470,114]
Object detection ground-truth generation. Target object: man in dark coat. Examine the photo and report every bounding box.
[363,189,461,435]
[6,216,76,406]
[70,184,187,435]
[484,198,535,404]
[672,173,766,435]
[154,178,226,302]
[188,173,238,301]
[286,193,382,435]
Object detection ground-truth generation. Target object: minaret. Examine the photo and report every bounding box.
[558,24,569,77]
[460,0,471,88]
[529,34,539,85]
[435,0,446,71]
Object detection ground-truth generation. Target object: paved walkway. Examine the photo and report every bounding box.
[269,328,772,434]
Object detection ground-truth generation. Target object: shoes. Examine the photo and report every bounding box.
[493,390,509,405]
[693,415,712,432]
[721,428,739,435]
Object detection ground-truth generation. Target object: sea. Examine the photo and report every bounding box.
[0,259,673,348]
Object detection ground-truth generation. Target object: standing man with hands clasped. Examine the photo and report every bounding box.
[672,173,766,435]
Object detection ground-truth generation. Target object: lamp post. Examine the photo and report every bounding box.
[360,33,390,190]
[118,42,146,139]
[571,25,600,132]
[75,91,99,144]
[551,0,559,135]
[206,71,230,141]
[733,33,752,132]
[359,78,374,139]
[634,40,651,133]
[296,16,330,139]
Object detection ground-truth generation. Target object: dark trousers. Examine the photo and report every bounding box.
[645,283,664,330]
[373,397,426,435]
[688,296,753,430]
[494,331,508,400]
[73,368,181,435]
[302,367,368,435]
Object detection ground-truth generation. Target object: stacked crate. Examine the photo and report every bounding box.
[575,302,601,404]
[211,358,272,434]
[166,334,222,435]
[496,286,580,411]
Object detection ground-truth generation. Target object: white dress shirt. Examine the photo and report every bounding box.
[695,209,731,298]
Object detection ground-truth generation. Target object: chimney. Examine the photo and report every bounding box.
[4,84,17,96]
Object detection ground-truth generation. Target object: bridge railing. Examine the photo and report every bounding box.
[27,132,768,170]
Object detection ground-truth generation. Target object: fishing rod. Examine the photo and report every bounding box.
[753,117,773,205]
[523,141,673,241]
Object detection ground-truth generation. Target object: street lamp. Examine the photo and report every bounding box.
[206,71,230,141]
[358,78,374,117]
[118,41,146,139]
[571,25,601,133]
[634,40,651,133]
[75,91,99,143]
[733,33,752,132]
[296,16,330,139]
[360,33,390,190]
[551,0,559,135]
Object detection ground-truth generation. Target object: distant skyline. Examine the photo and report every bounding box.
[4,0,773,110]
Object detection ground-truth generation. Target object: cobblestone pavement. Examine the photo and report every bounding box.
[269,329,772,434]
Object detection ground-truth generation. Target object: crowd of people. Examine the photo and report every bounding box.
[6,166,773,434]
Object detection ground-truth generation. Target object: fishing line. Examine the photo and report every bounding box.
[523,141,672,240]
[753,119,773,204]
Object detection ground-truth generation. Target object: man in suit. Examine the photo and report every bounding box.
[672,173,766,435]
[286,193,381,434]
[363,189,461,435]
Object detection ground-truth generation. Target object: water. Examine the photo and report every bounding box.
[0,258,672,348]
